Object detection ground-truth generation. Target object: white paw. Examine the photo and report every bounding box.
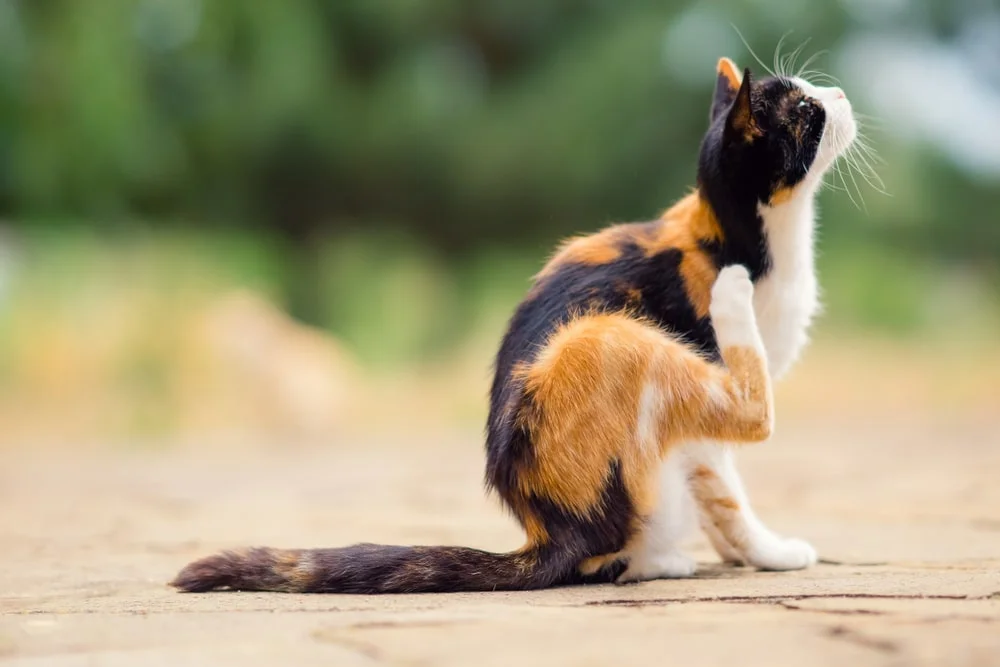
[745,537,818,571]
[709,265,758,349]
[617,551,698,583]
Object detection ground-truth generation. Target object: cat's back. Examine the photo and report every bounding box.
[491,195,724,400]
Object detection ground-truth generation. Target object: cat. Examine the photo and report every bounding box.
[171,57,858,593]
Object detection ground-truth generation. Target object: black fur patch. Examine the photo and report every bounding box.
[527,459,635,560]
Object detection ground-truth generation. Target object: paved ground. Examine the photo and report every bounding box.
[2,414,999,666]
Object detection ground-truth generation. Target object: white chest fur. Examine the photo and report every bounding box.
[752,190,821,380]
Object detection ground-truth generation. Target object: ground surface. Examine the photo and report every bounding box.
[2,414,999,666]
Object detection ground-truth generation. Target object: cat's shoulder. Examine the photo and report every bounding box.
[536,220,652,281]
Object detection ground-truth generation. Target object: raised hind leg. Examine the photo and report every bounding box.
[614,265,779,582]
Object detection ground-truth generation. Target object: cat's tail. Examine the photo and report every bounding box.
[170,542,575,594]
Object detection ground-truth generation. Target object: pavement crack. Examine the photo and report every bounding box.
[817,558,889,566]
[777,601,885,616]
[584,593,978,608]
[824,625,899,654]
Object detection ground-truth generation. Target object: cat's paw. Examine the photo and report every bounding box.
[709,265,759,349]
[745,537,818,571]
[616,550,698,583]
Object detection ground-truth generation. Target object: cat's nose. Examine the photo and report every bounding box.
[831,88,845,100]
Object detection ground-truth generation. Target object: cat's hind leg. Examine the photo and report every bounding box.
[616,265,780,582]
[615,452,698,583]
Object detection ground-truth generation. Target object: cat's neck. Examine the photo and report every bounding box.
[695,184,819,279]
[757,184,819,276]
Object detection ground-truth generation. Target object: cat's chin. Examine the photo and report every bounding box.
[810,113,857,181]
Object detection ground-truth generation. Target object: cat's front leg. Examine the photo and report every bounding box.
[684,443,817,571]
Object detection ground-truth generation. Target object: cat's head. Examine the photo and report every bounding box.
[698,57,857,208]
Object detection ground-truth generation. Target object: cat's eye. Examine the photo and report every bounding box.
[797,100,809,109]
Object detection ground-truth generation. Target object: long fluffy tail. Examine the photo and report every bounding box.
[170,543,575,594]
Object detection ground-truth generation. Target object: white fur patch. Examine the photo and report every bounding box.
[754,194,819,379]
[710,265,764,352]
[635,380,662,452]
[620,453,699,582]
[704,377,730,410]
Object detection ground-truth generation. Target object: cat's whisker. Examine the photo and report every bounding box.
[809,76,840,88]
[853,112,885,127]
[784,40,813,80]
[772,32,793,78]
[853,142,883,166]
[796,68,840,87]
[778,47,796,79]
[835,161,862,210]
[842,148,871,211]
[795,50,828,80]
[847,148,890,196]
[853,138,885,164]
[826,119,866,210]
[822,177,848,193]
[847,133,887,179]
[853,144,886,177]
[733,25,777,78]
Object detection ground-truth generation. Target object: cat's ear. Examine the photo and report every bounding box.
[724,68,758,143]
[711,57,742,122]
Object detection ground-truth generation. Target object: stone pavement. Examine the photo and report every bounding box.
[2,414,998,666]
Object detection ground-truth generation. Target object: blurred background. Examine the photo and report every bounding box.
[0,0,997,449]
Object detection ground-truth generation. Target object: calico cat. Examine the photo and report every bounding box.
[172,57,858,593]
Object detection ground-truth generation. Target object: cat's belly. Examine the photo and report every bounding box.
[752,270,819,380]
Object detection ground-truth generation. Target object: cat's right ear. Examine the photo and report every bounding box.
[711,57,742,122]
[723,68,759,144]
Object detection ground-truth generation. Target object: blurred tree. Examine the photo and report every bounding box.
[0,0,996,323]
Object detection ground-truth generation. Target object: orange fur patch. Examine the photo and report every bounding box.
[769,186,796,206]
[716,345,772,442]
[690,473,749,553]
[707,497,740,511]
[517,314,661,517]
[578,553,620,576]
[513,497,549,546]
[533,192,724,319]
[536,228,624,279]
[692,465,716,480]
[635,192,724,317]
[273,549,315,591]
[717,57,741,91]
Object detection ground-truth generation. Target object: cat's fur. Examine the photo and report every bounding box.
[171,58,857,594]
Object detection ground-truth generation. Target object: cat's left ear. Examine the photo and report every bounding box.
[711,57,742,122]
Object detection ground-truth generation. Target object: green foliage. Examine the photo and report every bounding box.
[0,0,996,341]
